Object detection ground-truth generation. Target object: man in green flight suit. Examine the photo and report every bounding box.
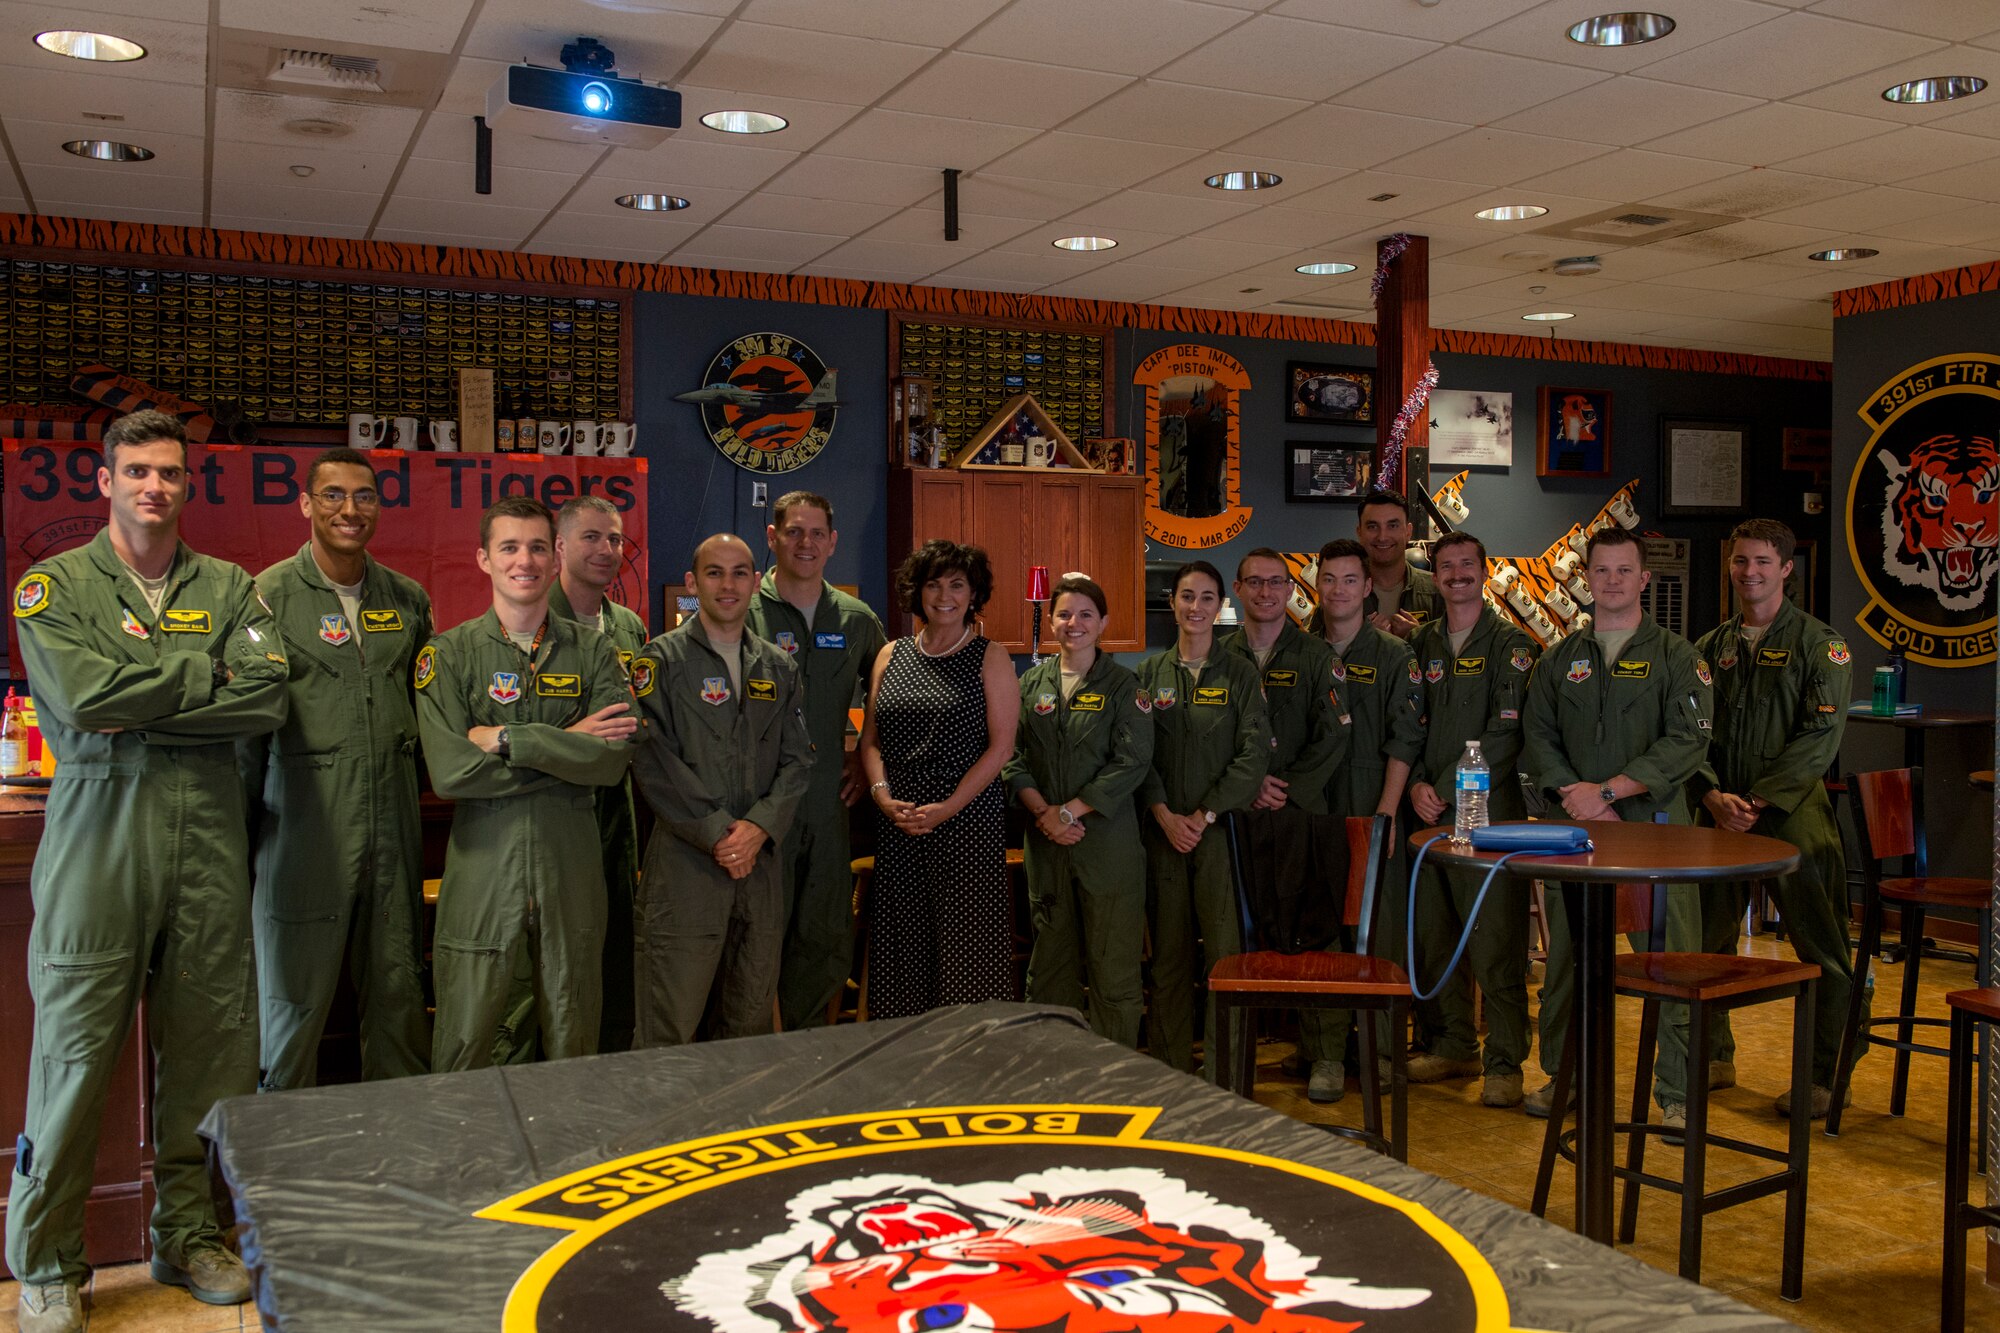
[250,447,433,1093]
[548,494,649,1053]
[1403,530,1540,1108]
[630,533,814,1045]
[1692,518,1859,1119]
[1357,491,1441,639]
[746,491,886,1030]
[1306,538,1425,1104]
[418,496,637,1072]
[9,410,288,1331]
[1522,527,1714,1129]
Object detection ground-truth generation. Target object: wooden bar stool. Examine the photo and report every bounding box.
[1208,813,1410,1160]
[1944,987,2000,1333]
[1533,874,1819,1300]
[1828,767,1993,1136]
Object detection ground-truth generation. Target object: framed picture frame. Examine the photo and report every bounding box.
[1662,415,1750,515]
[1429,388,1513,468]
[1536,386,1612,477]
[1720,537,1815,616]
[1285,361,1374,424]
[1285,443,1372,502]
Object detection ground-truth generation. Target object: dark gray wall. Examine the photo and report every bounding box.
[1832,294,1999,879]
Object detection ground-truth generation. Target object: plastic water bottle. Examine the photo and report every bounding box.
[1884,644,1906,708]
[1452,739,1490,845]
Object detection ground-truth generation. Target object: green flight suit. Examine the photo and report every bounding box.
[1002,653,1155,1047]
[1405,609,1539,1076]
[1308,625,1425,1069]
[1691,603,1858,1086]
[1363,560,1442,630]
[6,531,288,1286]
[745,573,887,1029]
[1219,621,1348,817]
[417,608,633,1071]
[249,544,433,1091]
[1521,615,1714,1108]
[1135,648,1270,1076]
[629,620,814,1046]
[547,577,648,1054]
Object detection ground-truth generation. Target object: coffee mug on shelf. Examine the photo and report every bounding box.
[537,421,571,455]
[515,418,538,452]
[495,419,517,451]
[571,419,602,456]
[602,421,637,457]
[1607,493,1640,528]
[430,419,459,452]
[1543,581,1579,619]
[346,413,387,449]
[390,416,420,451]
[1437,488,1470,523]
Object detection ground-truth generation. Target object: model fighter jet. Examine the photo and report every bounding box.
[674,366,843,416]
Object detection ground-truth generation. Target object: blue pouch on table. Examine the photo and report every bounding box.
[1470,823,1594,855]
[1406,822,1594,999]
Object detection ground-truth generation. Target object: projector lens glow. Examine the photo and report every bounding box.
[581,81,612,115]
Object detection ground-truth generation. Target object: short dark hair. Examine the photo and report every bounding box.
[1235,546,1289,581]
[101,409,187,468]
[1316,537,1368,572]
[1585,526,1646,570]
[305,446,376,493]
[1728,518,1796,564]
[1051,572,1106,617]
[556,494,620,533]
[897,539,993,621]
[772,490,834,529]
[481,496,555,548]
[1357,490,1409,520]
[1431,530,1488,566]
[1172,560,1224,598]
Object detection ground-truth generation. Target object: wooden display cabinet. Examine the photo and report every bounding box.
[889,375,936,467]
[888,469,1146,654]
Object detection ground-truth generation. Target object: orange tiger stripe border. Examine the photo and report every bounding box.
[0,214,1828,380]
[1831,260,2000,317]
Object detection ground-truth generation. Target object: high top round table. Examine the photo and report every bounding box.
[1413,821,1800,1246]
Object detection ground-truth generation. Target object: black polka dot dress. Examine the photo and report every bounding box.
[869,633,1012,1019]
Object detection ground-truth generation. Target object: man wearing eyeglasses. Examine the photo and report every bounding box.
[248,446,434,1092]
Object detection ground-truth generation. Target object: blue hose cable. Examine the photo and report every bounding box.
[1404,833,1530,1004]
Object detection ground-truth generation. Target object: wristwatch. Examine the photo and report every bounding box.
[210,657,230,691]
[1201,808,1218,826]
[1057,806,1076,826]
[496,727,511,758]
[1598,783,1616,807]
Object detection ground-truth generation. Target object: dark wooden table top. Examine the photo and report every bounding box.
[1846,705,1994,729]
[1411,821,1801,884]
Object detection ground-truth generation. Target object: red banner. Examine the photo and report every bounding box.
[4,442,649,676]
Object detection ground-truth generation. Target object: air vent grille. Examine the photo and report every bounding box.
[272,48,385,92]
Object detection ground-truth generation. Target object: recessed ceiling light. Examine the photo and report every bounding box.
[1053,235,1117,251]
[62,139,153,162]
[1522,311,1575,321]
[1296,261,1357,275]
[700,109,788,135]
[1808,247,1879,261]
[1476,204,1548,221]
[1565,12,1676,46]
[615,193,689,212]
[1882,75,1986,104]
[1204,170,1281,191]
[35,29,145,61]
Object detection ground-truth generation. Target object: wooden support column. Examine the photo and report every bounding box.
[1374,233,1431,536]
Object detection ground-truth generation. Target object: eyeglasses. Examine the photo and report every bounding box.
[310,489,380,509]
[1238,576,1291,591]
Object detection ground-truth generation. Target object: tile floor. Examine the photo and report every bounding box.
[2,934,1997,1331]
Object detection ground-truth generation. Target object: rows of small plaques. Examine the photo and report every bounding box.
[0,260,622,424]
[896,321,1106,447]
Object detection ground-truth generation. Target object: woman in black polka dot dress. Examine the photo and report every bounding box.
[858,540,1022,1020]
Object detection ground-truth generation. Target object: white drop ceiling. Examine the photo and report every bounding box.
[9,0,2000,360]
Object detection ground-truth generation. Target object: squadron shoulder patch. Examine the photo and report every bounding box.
[1695,659,1712,686]
[775,631,798,655]
[11,573,51,619]
[1134,689,1152,713]
[1406,661,1421,685]
[1566,659,1592,684]
[1827,640,1851,666]
[537,673,582,698]
[489,671,522,704]
[1425,660,1444,684]
[629,657,657,697]
[121,608,149,640]
[360,609,404,632]
[1153,687,1177,710]
[1510,647,1533,672]
[746,678,778,702]
[1033,692,1056,716]
[413,644,437,690]
[319,613,352,646]
[160,608,212,634]
[700,677,731,706]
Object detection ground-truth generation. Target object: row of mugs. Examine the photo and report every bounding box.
[345,413,636,456]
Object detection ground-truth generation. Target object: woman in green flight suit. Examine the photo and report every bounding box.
[1005,574,1155,1047]
[1136,561,1271,1077]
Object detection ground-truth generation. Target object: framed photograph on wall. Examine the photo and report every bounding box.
[1430,389,1513,467]
[1662,415,1750,515]
[1286,443,1372,502]
[1536,386,1612,477]
[1720,537,1815,616]
[1286,362,1374,424]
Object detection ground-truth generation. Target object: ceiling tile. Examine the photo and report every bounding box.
[1492,77,1762,147]
[992,223,1176,259]
[1645,166,1867,217]
[220,0,478,56]
[8,119,207,174]
[1640,101,1896,165]
[1808,0,1998,41]
[1772,124,2000,184]
[1637,11,1945,98]
[660,251,797,275]
[979,132,1194,189]
[1060,81,1308,151]
[519,237,671,263]
[525,210,695,255]
[1037,262,1213,301]
[958,0,1246,76]
[0,68,204,136]
[460,0,728,78]
[203,181,378,226]
[1335,47,1610,125]
[1389,128,1612,188]
[1861,203,2000,248]
[739,0,1010,46]
[1644,257,1808,289]
[1154,17,1439,100]
[0,5,206,84]
[408,113,603,172]
[210,140,403,194]
[1192,205,1361,249]
[31,203,205,227]
[920,274,1049,294]
[929,250,1103,286]
[1283,171,1486,218]
[1409,189,1619,229]
[373,196,544,243]
[558,177,746,224]
[956,173,1112,221]
[395,159,580,210]
[1127,233,1301,272]
[1786,47,2000,119]
[715,192,899,235]
[1757,183,1990,234]
[214,89,422,154]
[1507,148,1742,201]
[1268,0,1548,42]
[662,87,866,154]
[863,207,1036,248]
[1126,151,1355,203]
[1046,188,1245,235]
[758,153,945,206]
[1227,105,1466,172]
[678,22,935,105]
[810,236,963,280]
[882,54,1130,130]
[210,213,369,239]
[23,162,203,210]
[599,136,796,193]
[1462,0,1794,71]
[665,223,845,266]
[810,109,1039,171]
[1893,157,2000,203]
[19,0,207,19]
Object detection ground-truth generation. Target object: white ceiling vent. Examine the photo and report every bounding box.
[1267,295,1371,314]
[1531,205,1738,249]
[271,49,386,94]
